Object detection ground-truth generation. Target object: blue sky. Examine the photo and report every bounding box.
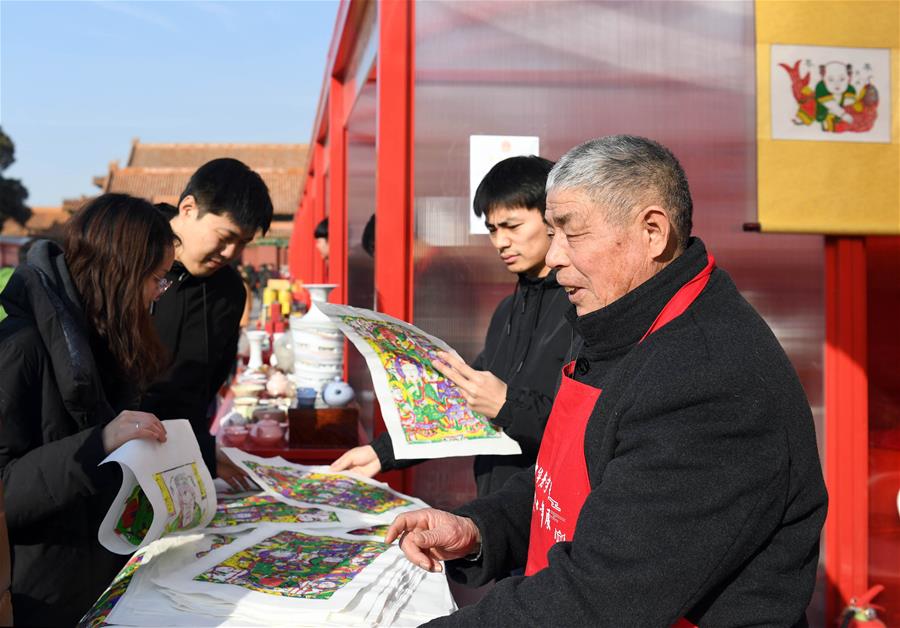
[0,0,339,206]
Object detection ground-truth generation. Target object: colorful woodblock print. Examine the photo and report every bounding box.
[114,485,154,545]
[243,461,411,514]
[211,493,339,527]
[156,462,207,534]
[77,553,144,628]
[340,316,501,445]
[195,530,389,599]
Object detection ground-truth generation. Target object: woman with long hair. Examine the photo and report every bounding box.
[0,193,177,626]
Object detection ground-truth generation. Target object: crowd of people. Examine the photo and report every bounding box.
[0,135,826,626]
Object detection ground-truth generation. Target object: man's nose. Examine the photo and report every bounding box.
[222,242,244,260]
[545,233,566,268]
[493,232,511,250]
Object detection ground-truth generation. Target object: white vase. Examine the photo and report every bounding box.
[292,284,343,406]
[246,330,268,371]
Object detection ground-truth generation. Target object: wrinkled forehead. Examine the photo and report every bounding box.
[545,189,596,229]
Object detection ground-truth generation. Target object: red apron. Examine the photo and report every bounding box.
[525,254,715,627]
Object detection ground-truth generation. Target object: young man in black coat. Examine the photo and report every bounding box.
[387,136,828,626]
[331,156,573,498]
[140,159,273,488]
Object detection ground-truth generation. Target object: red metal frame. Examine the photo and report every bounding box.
[374,0,414,325]
[371,0,415,493]
[824,236,869,619]
[327,77,348,304]
[312,142,327,283]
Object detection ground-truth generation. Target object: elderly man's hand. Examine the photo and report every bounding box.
[330,445,382,478]
[386,508,481,572]
[433,351,508,418]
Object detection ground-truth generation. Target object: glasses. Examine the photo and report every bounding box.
[153,273,173,298]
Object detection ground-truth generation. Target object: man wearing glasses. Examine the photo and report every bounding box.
[142,159,273,489]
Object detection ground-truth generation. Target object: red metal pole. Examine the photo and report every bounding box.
[288,192,306,280]
[824,236,869,620]
[374,0,414,322]
[312,142,327,284]
[328,77,348,305]
[373,0,414,493]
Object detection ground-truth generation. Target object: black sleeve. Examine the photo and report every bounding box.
[0,340,114,530]
[197,430,217,478]
[444,465,536,586]
[425,358,801,626]
[200,272,244,477]
[490,389,553,459]
[370,431,422,472]
[208,274,245,397]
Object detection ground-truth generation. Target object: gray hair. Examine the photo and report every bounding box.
[546,135,693,247]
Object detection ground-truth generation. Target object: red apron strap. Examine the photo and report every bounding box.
[640,253,715,343]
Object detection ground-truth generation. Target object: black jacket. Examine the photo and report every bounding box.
[439,239,827,626]
[373,271,572,497]
[140,262,245,474]
[0,241,127,626]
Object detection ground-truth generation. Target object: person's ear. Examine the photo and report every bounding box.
[640,205,673,259]
[179,195,197,219]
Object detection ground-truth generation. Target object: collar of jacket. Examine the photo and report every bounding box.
[1,240,113,428]
[567,237,709,360]
[168,260,193,286]
[517,268,559,291]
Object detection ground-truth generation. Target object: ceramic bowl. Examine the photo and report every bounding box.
[223,426,249,447]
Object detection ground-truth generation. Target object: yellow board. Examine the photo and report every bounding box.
[756,0,900,234]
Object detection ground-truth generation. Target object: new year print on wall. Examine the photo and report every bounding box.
[771,44,891,143]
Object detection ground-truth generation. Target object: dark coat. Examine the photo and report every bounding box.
[372,271,572,497]
[140,262,245,475]
[438,239,828,627]
[0,241,127,627]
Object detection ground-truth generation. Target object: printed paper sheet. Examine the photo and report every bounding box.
[317,303,522,459]
[160,524,412,615]
[221,449,427,523]
[210,492,340,531]
[98,419,216,554]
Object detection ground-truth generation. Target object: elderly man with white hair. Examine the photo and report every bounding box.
[387,135,827,626]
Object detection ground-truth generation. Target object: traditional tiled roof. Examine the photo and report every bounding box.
[1,206,72,237]
[128,141,306,169]
[104,167,304,218]
[98,139,308,219]
[62,196,94,213]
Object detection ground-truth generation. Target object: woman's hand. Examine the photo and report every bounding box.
[102,410,167,454]
[330,445,382,477]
